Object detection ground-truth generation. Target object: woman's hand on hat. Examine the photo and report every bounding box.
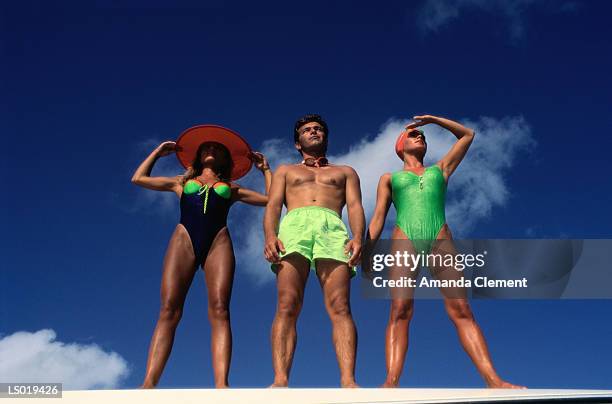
[249,151,270,172]
[406,115,435,129]
[156,141,181,157]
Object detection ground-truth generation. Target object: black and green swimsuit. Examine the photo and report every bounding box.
[180,180,232,266]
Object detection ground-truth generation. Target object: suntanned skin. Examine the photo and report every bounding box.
[263,121,365,388]
[132,141,271,388]
[369,115,525,389]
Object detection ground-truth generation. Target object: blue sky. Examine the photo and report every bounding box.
[2,0,612,390]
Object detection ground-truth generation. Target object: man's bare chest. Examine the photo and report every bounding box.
[286,167,346,189]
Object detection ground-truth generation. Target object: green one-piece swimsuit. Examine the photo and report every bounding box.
[391,165,447,253]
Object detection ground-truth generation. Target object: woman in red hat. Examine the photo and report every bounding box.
[132,126,271,388]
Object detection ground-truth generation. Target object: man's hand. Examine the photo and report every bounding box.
[345,239,362,267]
[405,115,437,129]
[264,236,286,263]
[156,141,181,157]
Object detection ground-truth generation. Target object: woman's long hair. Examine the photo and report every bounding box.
[181,142,234,184]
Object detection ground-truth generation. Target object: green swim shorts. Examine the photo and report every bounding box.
[272,206,356,277]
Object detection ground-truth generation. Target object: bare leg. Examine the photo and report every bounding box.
[383,299,414,387]
[316,259,358,388]
[142,225,197,388]
[203,227,235,388]
[383,226,418,388]
[432,230,525,389]
[270,254,310,387]
[443,299,523,388]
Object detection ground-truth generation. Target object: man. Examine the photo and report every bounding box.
[263,114,365,387]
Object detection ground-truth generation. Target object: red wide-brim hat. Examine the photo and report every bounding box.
[176,124,253,180]
[394,128,424,160]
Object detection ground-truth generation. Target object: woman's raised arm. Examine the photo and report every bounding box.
[131,141,182,196]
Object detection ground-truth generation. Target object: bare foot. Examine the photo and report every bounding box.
[381,381,398,388]
[269,381,288,388]
[139,383,155,389]
[341,381,359,388]
[488,380,527,389]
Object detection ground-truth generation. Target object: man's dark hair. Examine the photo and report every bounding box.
[293,114,329,143]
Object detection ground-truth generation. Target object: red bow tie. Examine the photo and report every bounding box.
[302,157,329,167]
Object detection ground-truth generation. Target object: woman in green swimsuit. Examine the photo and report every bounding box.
[368,114,523,389]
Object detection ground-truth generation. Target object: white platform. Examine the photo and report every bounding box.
[6,388,612,403]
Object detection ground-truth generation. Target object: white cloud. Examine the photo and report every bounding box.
[418,0,465,33]
[233,115,534,284]
[417,0,576,40]
[229,138,296,286]
[0,330,129,390]
[334,116,534,233]
[438,116,534,230]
